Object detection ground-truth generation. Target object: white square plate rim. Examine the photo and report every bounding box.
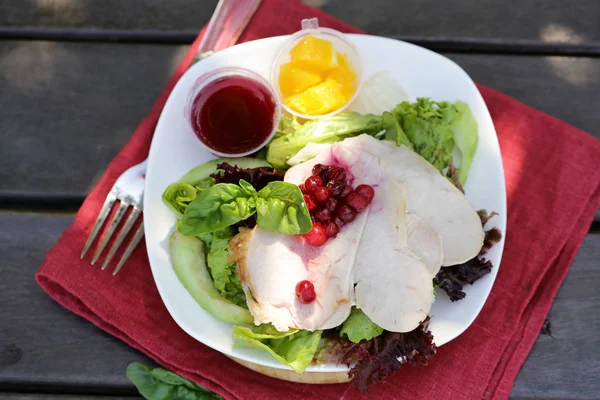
[143,33,507,373]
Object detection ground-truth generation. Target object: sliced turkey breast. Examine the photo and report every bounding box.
[406,213,444,276]
[342,135,484,266]
[229,217,365,331]
[353,178,435,332]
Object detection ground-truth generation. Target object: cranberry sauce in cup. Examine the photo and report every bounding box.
[185,67,281,157]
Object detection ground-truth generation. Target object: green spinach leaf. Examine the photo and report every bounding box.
[126,362,223,400]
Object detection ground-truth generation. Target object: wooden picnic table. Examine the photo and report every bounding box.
[0,1,598,399]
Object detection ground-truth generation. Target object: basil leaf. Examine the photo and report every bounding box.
[180,183,256,236]
[126,362,223,400]
[256,181,312,235]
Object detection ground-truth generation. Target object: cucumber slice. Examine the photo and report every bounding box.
[169,231,253,325]
[178,157,272,186]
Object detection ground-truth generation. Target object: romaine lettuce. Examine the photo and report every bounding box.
[450,101,478,185]
[340,307,383,343]
[393,99,455,172]
[266,112,383,169]
[197,227,246,308]
[232,324,322,374]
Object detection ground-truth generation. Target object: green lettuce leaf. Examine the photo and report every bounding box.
[266,112,383,169]
[382,111,412,148]
[181,182,257,236]
[162,183,199,217]
[232,325,322,374]
[340,308,383,343]
[181,180,312,236]
[126,362,223,400]
[393,98,455,172]
[450,101,479,185]
[256,181,312,235]
[197,227,246,308]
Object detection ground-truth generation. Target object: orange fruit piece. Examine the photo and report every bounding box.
[290,35,334,74]
[284,79,347,116]
[279,62,323,98]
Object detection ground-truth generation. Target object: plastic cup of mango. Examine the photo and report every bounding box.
[271,18,362,120]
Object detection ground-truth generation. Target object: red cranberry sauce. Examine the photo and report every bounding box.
[300,163,374,247]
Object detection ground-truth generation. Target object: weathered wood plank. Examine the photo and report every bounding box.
[0,0,599,46]
[0,212,151,393]
[510,233,600,399]
[0,212,598,398]
[0,40,598,200]
[0,40,187,197]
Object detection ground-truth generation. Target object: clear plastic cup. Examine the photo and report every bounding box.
[271,18,362,120]
[184,66,282,157]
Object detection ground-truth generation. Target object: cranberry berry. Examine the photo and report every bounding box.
[313,186,332,203]
[315,207,334,222]
[324,221,340,237]
[344,191,370,212]
[295,280,316,304]
[303,194,317,211]
[304,175,323,193]
[304,222,327,246]
[336,204,357,223]
[355,184,375,201]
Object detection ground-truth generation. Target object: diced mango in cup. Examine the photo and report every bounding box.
[284,79,347,116]
[278,62,323,98]
[327,64,356,98]
[290,36,334,73]
[280,36,357,116]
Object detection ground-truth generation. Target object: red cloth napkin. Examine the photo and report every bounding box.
[36,0,600,399]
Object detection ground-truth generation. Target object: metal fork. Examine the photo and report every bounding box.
[79,0,262,275]
[80,159,147,275]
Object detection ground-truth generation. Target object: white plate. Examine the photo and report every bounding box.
[144,34,507,374]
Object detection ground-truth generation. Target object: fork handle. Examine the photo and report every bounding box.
[196,0,262,59]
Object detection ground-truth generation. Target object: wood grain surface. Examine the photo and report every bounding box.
[1,40,599,199]
[0,0,598,47]
[0,212,598,399]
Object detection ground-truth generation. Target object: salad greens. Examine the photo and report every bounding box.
[391,98,478,184]
[162,157,271,216]
[340,308,383,343]
[160,95,482,390]
[178,157,271,186]
[382,111,412,149]
[126,362,223,400]
[232,324,322,374]
[197,227,246,308]
[169,231,253,325]
[181,180,312,236]
[181,181,258,235]
[254,181,313,235]
[449,101,479,185]
[266,112,383,169]
[393,99,456,172]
